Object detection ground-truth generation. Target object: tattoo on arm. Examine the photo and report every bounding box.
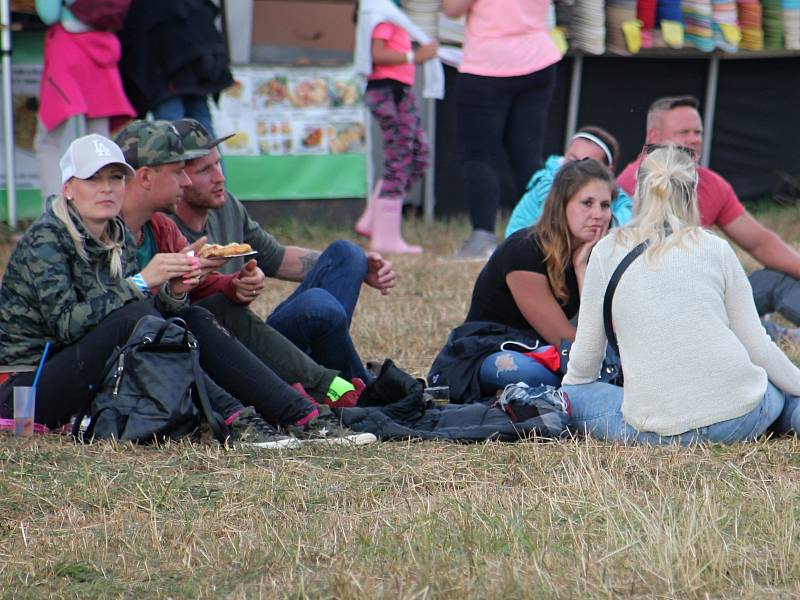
[298,251,321,276]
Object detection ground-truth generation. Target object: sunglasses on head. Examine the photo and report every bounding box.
[643,143,696,159]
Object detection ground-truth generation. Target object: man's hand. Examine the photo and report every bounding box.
[365,252,396,296]
[232,259,266,303]
[180,236,231,278]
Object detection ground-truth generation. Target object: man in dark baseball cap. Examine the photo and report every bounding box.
[170,118,397,388]
[116,118,362,410]
[115,119,207,169]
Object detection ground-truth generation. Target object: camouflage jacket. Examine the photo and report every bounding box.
[0,208,183,366]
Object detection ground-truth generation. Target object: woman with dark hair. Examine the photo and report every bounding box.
[564,145,800,444]
[505,125,632,237]
[429,159,616,402]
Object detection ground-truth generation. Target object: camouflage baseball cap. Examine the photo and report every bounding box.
[173,118,235,154]
[113,120,207,169]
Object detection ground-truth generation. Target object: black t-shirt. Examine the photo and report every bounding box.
[464,228,580,335]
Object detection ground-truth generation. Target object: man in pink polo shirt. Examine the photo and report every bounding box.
[618,95,800,331]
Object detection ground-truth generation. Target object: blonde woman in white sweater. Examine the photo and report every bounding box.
[563,145,800,444]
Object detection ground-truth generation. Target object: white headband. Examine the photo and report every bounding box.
[572,132,613,167]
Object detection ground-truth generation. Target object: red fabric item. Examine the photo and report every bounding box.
[618,158,745,228]
[148,213,242,304]
[638,0,658,30]
[522,345,561,373]
[0,373,8,385]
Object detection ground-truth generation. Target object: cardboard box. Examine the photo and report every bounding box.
[252,0,356,52]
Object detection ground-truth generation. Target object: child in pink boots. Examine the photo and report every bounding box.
[355,9,437,254]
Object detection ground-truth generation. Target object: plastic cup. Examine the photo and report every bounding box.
[13,386,36,437]
[425,385,450,406]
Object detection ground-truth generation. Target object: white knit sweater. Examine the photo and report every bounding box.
[563,230,800,435]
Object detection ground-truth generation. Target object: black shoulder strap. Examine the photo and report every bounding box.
[603,241,649,356]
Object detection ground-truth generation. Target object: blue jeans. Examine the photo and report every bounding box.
[266,241,370,381]
[564,380,794,445]
[478,350,561,396]
[153,95,215,137]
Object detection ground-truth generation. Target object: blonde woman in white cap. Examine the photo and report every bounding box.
[0,134,305,448]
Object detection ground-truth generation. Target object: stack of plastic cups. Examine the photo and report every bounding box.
[638,0,659,46]
[712,0,740,50]
[683,0,716,50]
[737,0,764,50]
[403,0,441,38]
[573,0,607,54]
[657,0,685,47]
[763,0,785,48]
[783,0,800,48]
[607,0,640,53]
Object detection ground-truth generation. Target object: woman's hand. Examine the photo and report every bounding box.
[140,253,200,289]
[572,225,608,292]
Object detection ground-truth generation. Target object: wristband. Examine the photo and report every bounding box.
[405,50,414,64]
[131,273,151,295]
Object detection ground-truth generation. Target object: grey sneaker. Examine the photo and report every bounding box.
[451,229,498,261]
[228,407,300,449]
[287,405,377,446]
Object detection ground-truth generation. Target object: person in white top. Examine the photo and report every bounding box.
[563,145,800,444]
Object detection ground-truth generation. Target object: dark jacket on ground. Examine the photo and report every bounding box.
[427,321,543,405]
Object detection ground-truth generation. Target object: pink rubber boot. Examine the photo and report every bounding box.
[370,196,422,254]
[354,179,383,238]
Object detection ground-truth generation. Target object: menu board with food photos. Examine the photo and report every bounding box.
[210,65,367,159]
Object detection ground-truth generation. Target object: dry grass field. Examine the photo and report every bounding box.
[1,208,800,599]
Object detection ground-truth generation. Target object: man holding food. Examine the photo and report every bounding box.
[169,119,396,383]
[114,119,365,408]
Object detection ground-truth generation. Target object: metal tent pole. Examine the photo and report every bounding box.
[564,53,583,148]
[0,0,16,228]
[422,96,435,225]
[701,55,719,168]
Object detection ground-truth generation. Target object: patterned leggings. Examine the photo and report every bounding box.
[365,85,430,199]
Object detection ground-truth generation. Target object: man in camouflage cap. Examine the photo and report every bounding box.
[115,119,361,408]
[170,118,395,385]
[115,119,207,169]
[115,119,256,303]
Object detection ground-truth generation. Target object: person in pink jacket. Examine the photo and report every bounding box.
[34,0,135,201]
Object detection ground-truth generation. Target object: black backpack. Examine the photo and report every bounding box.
[66,0,132,31]
[74,316,228,444]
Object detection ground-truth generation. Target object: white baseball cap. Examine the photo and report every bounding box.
[59,134,136,184]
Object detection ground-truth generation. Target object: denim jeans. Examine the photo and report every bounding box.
[478,350,561,396]
[266,241,370,381]
[564,380,794,445]
[153,95,215,137]
[749,268,800,325]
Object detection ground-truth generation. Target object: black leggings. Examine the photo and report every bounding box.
[0,301,314,428]
[456,65,556,232]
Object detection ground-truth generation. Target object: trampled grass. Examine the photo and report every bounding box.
[1,209,800,599]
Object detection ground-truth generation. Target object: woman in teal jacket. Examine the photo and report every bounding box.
[506,126,632,237]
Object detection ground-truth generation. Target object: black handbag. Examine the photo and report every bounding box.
[73,316,228,444]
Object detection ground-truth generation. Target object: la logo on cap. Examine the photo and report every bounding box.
[93,139,111,157]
